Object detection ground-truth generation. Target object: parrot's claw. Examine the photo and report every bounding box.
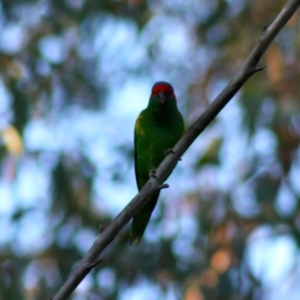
[165,148,182,161]
[165,148,174,156]
[149,168,157,179]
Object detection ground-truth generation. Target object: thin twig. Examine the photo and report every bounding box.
[157,183,169,190]
[52,1,300,299]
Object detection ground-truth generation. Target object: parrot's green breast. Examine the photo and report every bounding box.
[135,110,183,189]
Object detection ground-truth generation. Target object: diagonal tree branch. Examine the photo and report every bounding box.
[52,0,300,299]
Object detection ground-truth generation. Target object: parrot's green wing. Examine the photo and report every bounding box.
[130,114,160,244]
[133,121,141,190]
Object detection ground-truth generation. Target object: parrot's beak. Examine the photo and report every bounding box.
[158,92,166,104]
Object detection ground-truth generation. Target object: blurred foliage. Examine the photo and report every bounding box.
[0,0,300,299]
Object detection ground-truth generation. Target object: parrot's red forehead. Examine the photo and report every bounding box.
[152,82,174,94]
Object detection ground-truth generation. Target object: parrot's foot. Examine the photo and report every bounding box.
[165,148,182,161]
[149,168,157,179]
[165,148,174,156]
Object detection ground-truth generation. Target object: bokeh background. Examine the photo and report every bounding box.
[1,0,300,299]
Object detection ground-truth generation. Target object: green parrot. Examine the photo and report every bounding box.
[130,81,184,244]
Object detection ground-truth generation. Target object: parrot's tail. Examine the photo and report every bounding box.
[129,192,160,245]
